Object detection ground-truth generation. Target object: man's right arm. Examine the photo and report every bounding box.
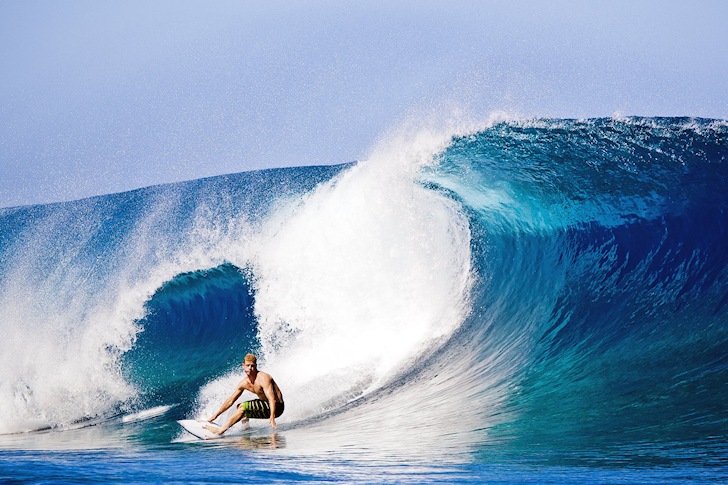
[208,384,244,422]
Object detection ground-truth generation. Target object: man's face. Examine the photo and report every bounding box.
[243,361,257,375]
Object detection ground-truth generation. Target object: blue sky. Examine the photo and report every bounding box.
[1,0,727,208]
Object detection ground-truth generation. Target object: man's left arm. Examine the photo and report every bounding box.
[262,377,278,430]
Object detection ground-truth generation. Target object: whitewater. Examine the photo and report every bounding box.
[0,116,726,483]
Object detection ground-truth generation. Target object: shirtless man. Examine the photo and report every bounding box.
[204,354,284,435]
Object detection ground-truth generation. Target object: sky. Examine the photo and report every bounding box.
[1,0,727,208]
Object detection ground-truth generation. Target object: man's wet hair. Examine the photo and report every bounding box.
[244,353,257,364]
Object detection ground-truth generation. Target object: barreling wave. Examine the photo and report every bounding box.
[0,116,726,461]
[424,117,728,456]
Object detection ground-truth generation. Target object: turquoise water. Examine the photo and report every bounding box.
[0,117,726,482]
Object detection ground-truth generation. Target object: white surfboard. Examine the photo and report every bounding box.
[177,420,221,440]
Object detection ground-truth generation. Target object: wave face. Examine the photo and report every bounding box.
[0,117,726,463]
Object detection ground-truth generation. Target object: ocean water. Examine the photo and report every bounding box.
[0,117,726,483]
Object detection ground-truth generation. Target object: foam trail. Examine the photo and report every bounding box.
[121,405,175,423]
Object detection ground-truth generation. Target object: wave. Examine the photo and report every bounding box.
[429,117,728,453]
[0,116,725,457]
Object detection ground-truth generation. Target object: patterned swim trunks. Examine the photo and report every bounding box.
[237,399,284,419]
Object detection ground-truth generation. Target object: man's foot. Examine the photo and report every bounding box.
[203,423,224,437]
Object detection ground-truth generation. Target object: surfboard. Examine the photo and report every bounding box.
[177,419,221,440]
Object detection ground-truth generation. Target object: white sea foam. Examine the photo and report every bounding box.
[0,206,140,434]
[121,404,174,423]
[0,189,256,434]
[202,116,480,424]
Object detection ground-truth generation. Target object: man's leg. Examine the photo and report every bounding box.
[237,403,250,430]
[205,403,248,436]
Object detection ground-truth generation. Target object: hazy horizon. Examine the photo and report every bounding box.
[2,0,727,208]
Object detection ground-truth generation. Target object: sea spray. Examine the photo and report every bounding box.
[0,168,337,433]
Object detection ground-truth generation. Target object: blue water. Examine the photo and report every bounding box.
[0,117,726,483]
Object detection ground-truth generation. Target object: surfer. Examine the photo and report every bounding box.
[204,353,284,435]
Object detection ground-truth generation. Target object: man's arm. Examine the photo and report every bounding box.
[262,376,278,430]
[207,383,244,422]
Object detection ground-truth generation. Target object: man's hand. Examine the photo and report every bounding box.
[269,417,277,430]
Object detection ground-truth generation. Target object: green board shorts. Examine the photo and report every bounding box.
[237,399,284,419]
